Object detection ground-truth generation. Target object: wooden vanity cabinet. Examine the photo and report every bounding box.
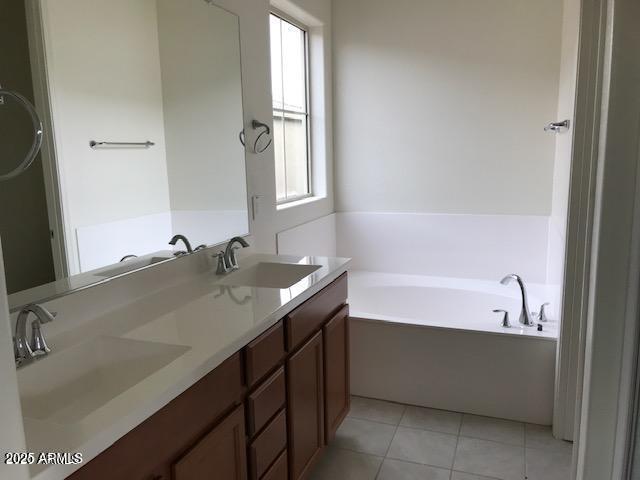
[323,304,350,442]
[65,273,349,480]
[66,353,244,480]
[173,406,247,480]
[286,331,325,480]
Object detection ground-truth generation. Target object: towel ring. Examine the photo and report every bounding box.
[239,120,272,154]
[0,87,44,182]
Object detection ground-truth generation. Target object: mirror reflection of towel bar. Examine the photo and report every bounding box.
[89,140,155,149]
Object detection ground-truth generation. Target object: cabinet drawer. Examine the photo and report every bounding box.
[247,367,286,437]
[245,321,285,387]
[286,273,347,351]
[249,409,287,480]
[261,450,287,480]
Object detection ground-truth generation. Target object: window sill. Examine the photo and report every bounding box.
[277,195,325,211]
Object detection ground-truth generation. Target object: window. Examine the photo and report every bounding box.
[270,13,311,204]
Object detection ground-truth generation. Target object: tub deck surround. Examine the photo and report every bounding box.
[349,271,560,340]
[16,253,350,480]
[348,270,557,425]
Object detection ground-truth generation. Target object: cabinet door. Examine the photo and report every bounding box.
[287,331,325,480]
[323,305,350,442]
[173,406,247,480]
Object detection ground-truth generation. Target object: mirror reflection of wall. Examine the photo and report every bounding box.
[1,0,249,302]
[0,0,55,294]
[45,0,248,275]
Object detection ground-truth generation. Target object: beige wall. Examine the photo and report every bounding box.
[333,0,563,215]
[0,0,54,294]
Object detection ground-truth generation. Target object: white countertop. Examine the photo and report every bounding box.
[18,253,350,480]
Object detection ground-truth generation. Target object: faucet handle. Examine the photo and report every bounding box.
[493,309,510,328]
[537,302,550,322]
[30,319,51,356]
[228,246,242,270]
[215,251,230,275]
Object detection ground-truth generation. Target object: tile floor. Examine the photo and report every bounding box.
[310,396,573,480]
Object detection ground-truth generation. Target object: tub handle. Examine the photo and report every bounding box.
[537,302,550,322]
[493,309,510,328]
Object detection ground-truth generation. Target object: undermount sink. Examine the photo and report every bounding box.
[93,256,172,277]
[17,336,190,424]
[218,262,322,289]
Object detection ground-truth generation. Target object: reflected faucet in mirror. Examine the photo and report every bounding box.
[213,285,252,305]
[169,235,194,256]
[14,304,56,367]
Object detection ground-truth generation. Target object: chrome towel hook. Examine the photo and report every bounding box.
[239,119,273,154]
[0,85,44,182]
[544,119,571,133]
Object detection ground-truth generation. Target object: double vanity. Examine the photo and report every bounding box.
[6,2,351,478]
[15,252,351,480]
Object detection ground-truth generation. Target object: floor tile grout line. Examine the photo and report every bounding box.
[451,470,502,480]
[524,423,528,480]
[341,399,569,480]
[331,441,513,480]
[450,415,463,480]
[347,413,404,426]
[329,444,385,459]
[374,404,406,480]
[455,433,526,448]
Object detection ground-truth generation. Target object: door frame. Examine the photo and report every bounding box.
[23,0,69,280]
[553,0,609,443]
[571,0,640,477]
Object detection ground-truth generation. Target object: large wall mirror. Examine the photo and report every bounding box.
[1,0,249,310]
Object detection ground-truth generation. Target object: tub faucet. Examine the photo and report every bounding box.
[500,274,534,327]
[14,304,56,366]
[169,234,193,255]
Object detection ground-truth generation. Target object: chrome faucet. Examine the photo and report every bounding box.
[216,237,250,274]
[169,234,193,255]
[500,274,535,327]
[14,304,56,366]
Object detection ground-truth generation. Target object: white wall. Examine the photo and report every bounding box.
[336,212,550,282]
[333,0,562,216]
[278,212,551,283]
[277,213,337,257]
[547,0,580,286]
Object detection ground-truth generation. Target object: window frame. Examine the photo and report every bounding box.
[270,10,313,205]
